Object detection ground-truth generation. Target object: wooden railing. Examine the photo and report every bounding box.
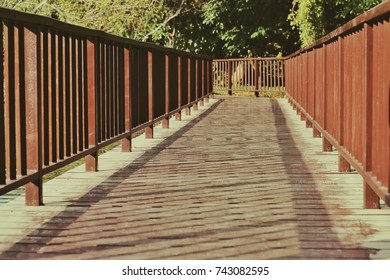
[213,58,285,96]
[284,1,390,208]
[0,7,213,205]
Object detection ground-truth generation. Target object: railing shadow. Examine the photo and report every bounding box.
[269,99,379,259]
[1,97,384,259]
[0,99,224,259]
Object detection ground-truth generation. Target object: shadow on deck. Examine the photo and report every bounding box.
[0,97,389,260]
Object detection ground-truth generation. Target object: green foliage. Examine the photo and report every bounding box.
[288,0,325,46]
[199,0,300,57]
[0,0,385,56]
[0,0,171,40]
[0,0,300,57]
[289,0,384,47]
[0,0,57,16]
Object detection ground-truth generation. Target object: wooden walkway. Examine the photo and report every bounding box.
[0,96,389,260]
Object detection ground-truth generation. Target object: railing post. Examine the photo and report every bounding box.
[204,60,211,103]
[312,48,321,138]
[185,57,191,115]
[259,59,262,96]
[291,58,297,112]
[85,38,98,171]
[162,52,170,128]
[145,50,154,138]
[24,26,43,206]
[209,59,214,99]
[305,53,312,128]
[299,55,306,121]
[322,44,332,152]
[200,59,205,106]
[175,56,181,121]
[254,59,259,97]
[0,23,5,186]
[337,36,350,172]
[209,60,214,99]
[228,60,232,95]
[4,23,17,182]
[122,46,132,151]
[193,58,199,110]
[363,23,379,209]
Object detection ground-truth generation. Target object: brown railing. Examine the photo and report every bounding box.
[284,1,390,208]
[0,7,213,205]
[213,58,285,96]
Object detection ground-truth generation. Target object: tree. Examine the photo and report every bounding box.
[289,0,385,47]
[199,0,300,58]
[0,0,176,40]
[1,0,384,56]
[0,0,57,16]
[0,0,300,57]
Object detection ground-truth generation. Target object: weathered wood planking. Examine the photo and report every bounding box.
[0,97,389,260]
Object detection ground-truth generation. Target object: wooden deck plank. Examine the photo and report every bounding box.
[0,96,389,260]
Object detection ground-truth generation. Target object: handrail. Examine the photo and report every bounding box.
[0,7,213,205]
[284,0,390,208]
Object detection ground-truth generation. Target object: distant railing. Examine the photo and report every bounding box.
[284,1,390,208]
[213,58,285,96]
[0,7,213,205]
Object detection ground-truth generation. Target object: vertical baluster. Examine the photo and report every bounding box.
[145,50,154,138]
[58,33,64,160]
[42,29,51,165]
[193,59,198,110]
[176,56,181,121]
[113,44,118,137]
[186,57,191,115]
[107,43,112,139]
[24,26,43,206]
[85,38,98,172]
[64,34,71,157]
[204,59,211,103]
[122,45,132,151]
[254,59,259,97]
[0,22,5,184]
[338,36,350,172]
[200,60,205,106]
[16,24,27,176]
[4,23,17,180]
[162,52,170,128]
[71,36,77,154]
[50,31,57,161]
[363,23,379,209]
[228,60,232,95]
[322,44,332,152]
[77,37,83,152]
[83,39,89,149]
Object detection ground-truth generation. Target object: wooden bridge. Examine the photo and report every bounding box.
[0,2,389,259]
[0,96,389,259]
